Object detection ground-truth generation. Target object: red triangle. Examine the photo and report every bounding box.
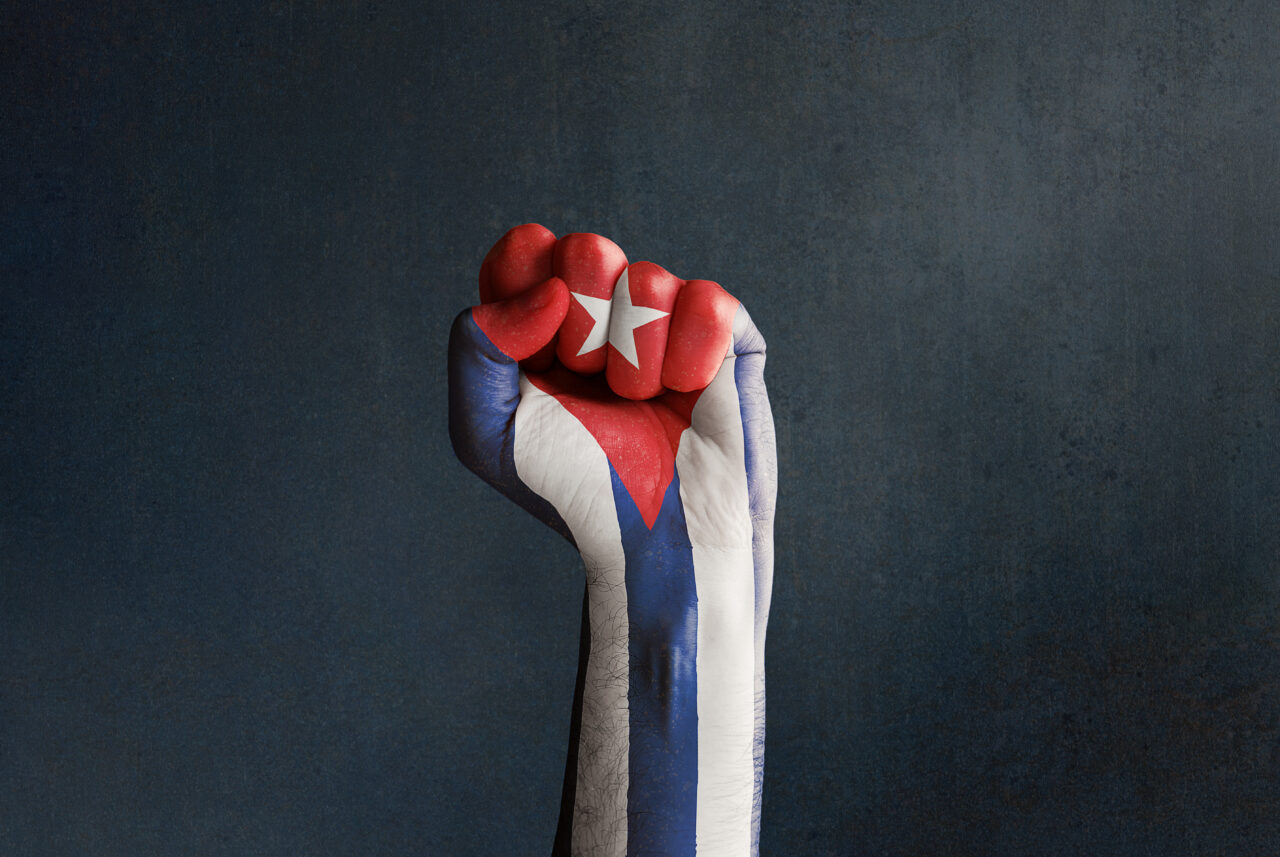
[526,368,702,529]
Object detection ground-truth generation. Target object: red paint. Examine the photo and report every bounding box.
[472,277,569,362]
[472,225,741,522]
[662,279,739,392]
[526,368,703,528]
[477,223,563,368]
[554,233,629,374]
[478,223,557,304]
[606,262,682,401]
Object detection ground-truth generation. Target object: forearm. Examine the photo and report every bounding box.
[555,566,631,856]
[556,545,766,857]
[542,354,772,856]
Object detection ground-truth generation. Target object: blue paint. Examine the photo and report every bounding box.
[616,468,699,857]
[734,318,775,857]
[447,309,573,543]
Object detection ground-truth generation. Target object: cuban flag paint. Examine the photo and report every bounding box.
[449,225,777,857]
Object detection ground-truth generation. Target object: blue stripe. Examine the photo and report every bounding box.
[616,467,699,857]
[447,309,573,542]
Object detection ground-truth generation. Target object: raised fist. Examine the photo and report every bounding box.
[448,224,777,857]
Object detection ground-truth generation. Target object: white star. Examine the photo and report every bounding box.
[570,291,612,356]
[607,268,669,369]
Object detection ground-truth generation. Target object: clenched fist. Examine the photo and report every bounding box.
[448,224,777,857]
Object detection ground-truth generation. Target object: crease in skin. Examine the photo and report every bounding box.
[729,306,775,857]
[677,357,753,552]
[632,400,674,504]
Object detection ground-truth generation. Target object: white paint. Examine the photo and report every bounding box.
[513,375,630,857]
[732,304,777,855]
[676,357,757,857]
[607,268,669,368]
[571,291,613,356]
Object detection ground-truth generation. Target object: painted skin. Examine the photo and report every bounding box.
[449,225,777,857]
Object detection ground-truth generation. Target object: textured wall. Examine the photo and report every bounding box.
[4,1,1278,854]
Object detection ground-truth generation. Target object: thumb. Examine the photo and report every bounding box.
[471,276,570,362]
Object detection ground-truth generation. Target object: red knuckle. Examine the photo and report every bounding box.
[662,279,738,392]
[553,233,628,374]
[472,276,569,362]
[474,226,736,394]
[606,261,682,400]
[478,223,557,304]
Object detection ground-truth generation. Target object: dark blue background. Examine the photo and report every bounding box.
[5,1,1278,854]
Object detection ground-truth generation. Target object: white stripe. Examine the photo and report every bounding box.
[513,374,629,857]
[676,357,756,857]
